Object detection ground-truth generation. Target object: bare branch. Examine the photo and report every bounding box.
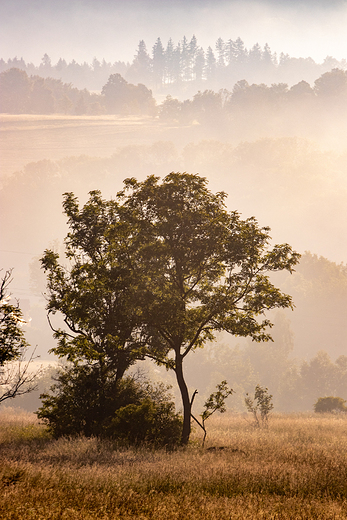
[0,348,43,404]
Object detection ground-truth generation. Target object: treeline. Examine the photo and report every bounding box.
[0,54,127,92]
[1,36,346,93]
[0,68,155,115]
[187,327,347,413]
[127,37,346,92]
[2,66,347,120]
[159,68,347,125]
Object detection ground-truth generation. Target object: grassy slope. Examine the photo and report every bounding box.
[1,410,347,519]
[0,115,204,179]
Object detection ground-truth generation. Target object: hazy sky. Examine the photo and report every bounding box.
[1,0,347,65]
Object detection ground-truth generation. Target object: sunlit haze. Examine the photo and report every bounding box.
[2,0,347,371]
[1,0,347,65]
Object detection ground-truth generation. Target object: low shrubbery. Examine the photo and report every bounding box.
[314,396,347,413]
[245,384,274,427]
[37,366,182,447]
[108,397,182,448]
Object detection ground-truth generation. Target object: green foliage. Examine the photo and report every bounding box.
[0,269,39,405]
[314,396,347,413]
[201,380,234,421]
[40,173,299,445]
[37,365,142,437]
[40,190,144,382]
[191,380,233,447]
[108,396,182,448]
[37,364,113,437]
[245,384,274,427]
[119,172,299,443]
[37,366,181,446]
[0,269,29,365]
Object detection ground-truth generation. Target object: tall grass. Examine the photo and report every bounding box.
[1,410,347,519]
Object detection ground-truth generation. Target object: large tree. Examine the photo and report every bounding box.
[119,173,300,444]
[41,174,299,445]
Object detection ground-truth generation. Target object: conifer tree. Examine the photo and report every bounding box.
[152,37,165,87]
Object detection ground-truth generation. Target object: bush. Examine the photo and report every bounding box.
[108,397,182,448]
[245,384,274,427]
[314,396,347,413]
[36,365,182,447]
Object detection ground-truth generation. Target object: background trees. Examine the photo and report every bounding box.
[1,35,345,94]
[3,64,347,123]
[101,73,155,115]
[0,69,155,115]
[0,68,31,113]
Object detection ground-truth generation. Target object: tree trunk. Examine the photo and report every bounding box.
[174,350,191,445]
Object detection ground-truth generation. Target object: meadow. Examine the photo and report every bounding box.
[0,114,205,179]
[1,408,347,519]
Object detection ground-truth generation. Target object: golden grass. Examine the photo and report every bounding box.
[1,411,347,519]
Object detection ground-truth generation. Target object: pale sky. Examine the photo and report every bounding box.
[1,0,347,65]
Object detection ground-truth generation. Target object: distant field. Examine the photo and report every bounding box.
[0,114,204,178]
[1,411,347,519]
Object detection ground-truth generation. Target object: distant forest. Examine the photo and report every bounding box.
[2,65,347,126]
[0,69,156,116]
[1,35,346,94]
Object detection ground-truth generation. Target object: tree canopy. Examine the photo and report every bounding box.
[41,190,144,382]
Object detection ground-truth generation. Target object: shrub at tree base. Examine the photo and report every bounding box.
[37,369,182,447]
[107,398,182,448]
[314,396,347,413]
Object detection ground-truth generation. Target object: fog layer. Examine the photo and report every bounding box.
[2,0,347,64]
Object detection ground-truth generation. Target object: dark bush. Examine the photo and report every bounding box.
[36,365,182,447]
[314,396,347,413]
[108,397,182,448]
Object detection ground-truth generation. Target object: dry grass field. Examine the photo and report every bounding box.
[0,115,205,179]
[1,409,347,519]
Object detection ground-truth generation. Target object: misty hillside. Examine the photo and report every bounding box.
[2,140,347,368]
[2,66,347,156]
